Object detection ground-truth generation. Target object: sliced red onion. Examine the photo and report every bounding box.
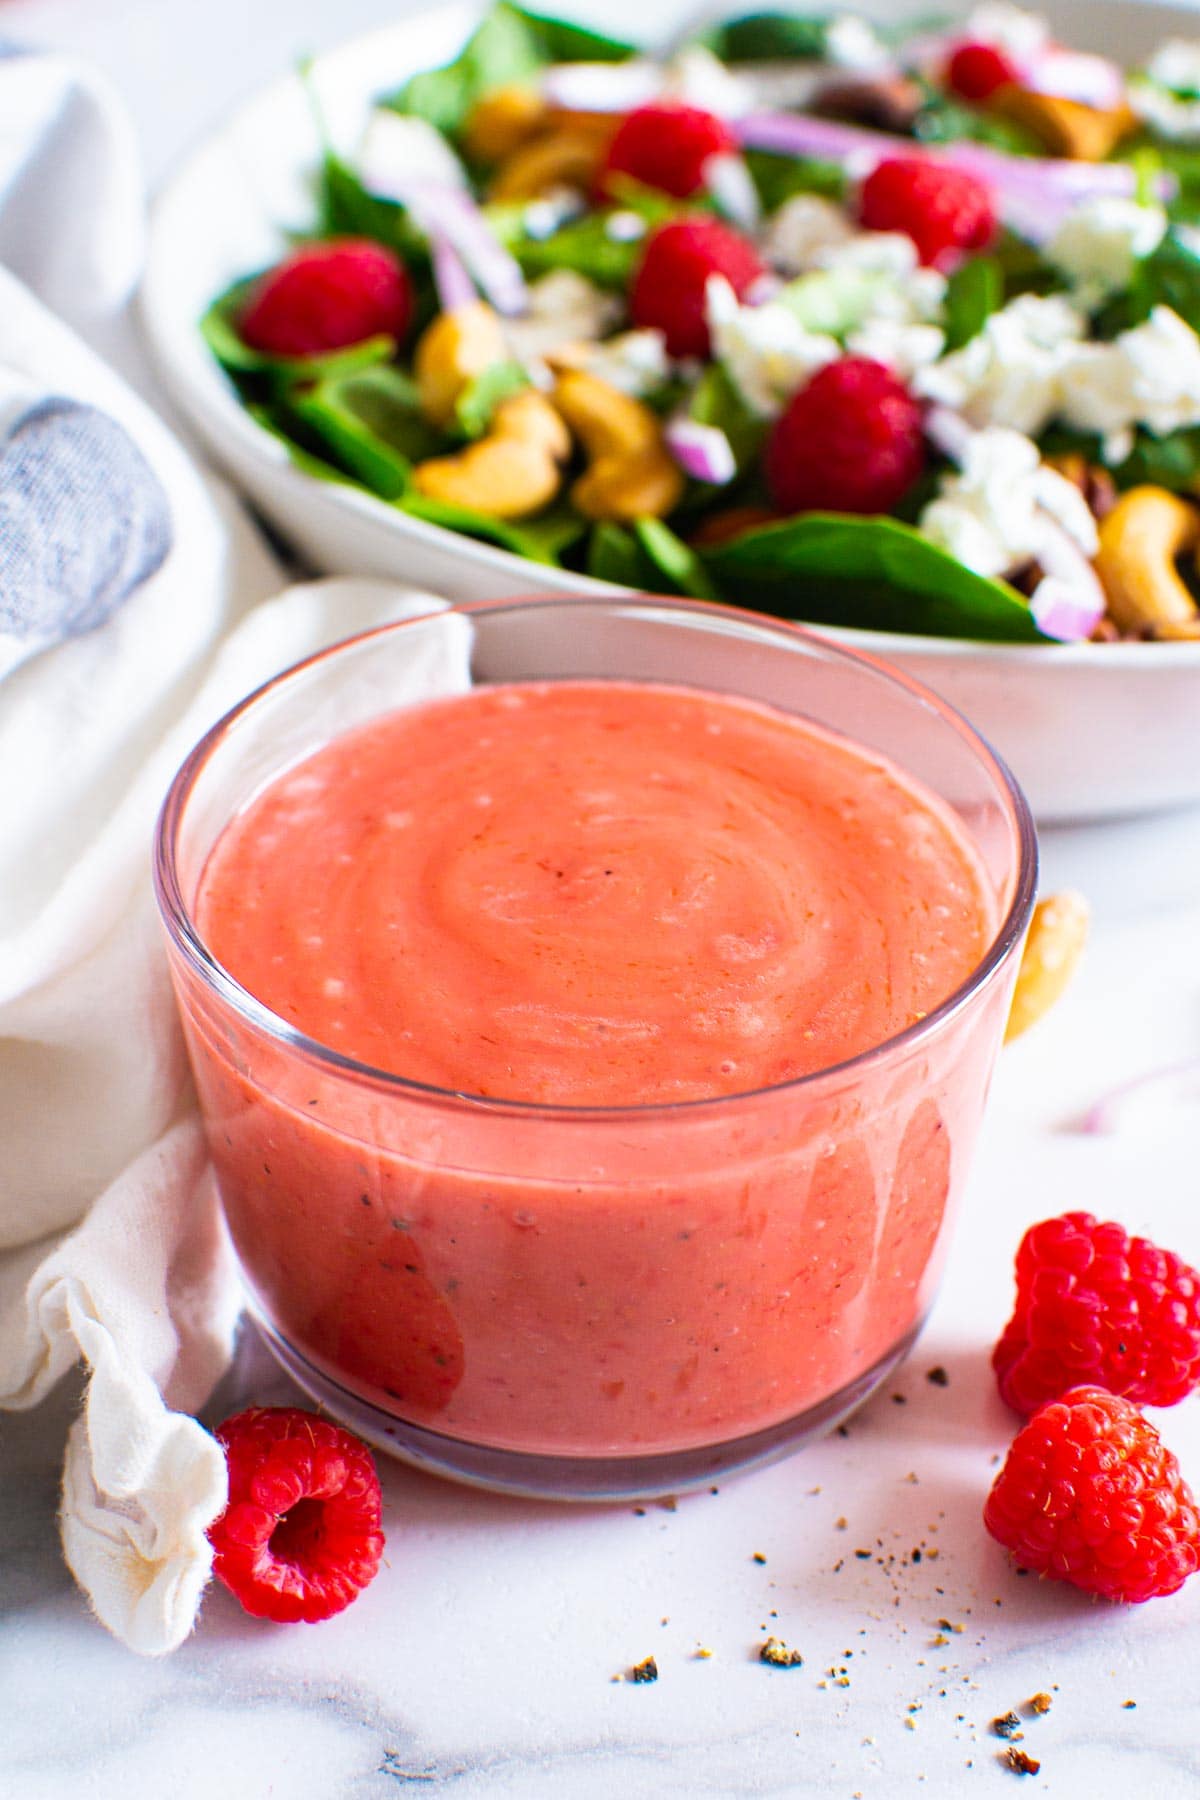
[429,231,477,314]
[1081,1062,1200,1134]
[733,113,1173,246]
[703,151,761,231]
[540,59,661,113]
[364,172,528,316]
[665,416,737,484]
[1029,574,1105,641]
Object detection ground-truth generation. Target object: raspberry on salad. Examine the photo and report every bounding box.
[993,1211,1200,1416]
[239,238,414,358]
[765,356,926,517]
[858,155,997,268]
[208,1406,385,1624]
[984,1386,1200,1603]
[597,101,737,201]
[629,216,765,359]
[945,41,1021,103]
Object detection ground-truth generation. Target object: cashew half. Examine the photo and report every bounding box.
[412,390,570,518]
[488,121,615,201]
[413,302,509,429]
[552,370,685,523]
[987,87,1136,160]
[1005,892,1089,1043]
[462,84,547,165]
[1094,485,1200,633]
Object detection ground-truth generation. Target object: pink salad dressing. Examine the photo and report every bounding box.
[187,680,1001,1456]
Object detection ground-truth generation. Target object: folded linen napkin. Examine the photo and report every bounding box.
[0,46,467,1654]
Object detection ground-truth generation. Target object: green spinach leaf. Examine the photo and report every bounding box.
[585,521,658,586]
[943,254,1003,350]
[700,513,1045,640]
[695,14,831,63]
[399,492,585,564]
[632,518,723,599]
[454,361,532,438]
[743,150,847,213]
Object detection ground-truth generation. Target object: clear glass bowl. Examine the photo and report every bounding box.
[155,596,1037,1498]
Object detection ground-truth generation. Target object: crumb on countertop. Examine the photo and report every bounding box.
[759,1636,804,1668]
[630,1656,658,1684]
[1002,1747,1041,1776]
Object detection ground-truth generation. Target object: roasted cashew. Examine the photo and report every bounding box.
[412,390,570,518]
[462,84,548,165]
[488,121,615,201]
[1005,892,1089,1043]
[413,301,510,428]
[987,87,1136,160]
[552,369,685,522]
[1094,485,1200,633]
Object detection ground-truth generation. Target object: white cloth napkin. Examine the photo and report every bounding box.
[0,45,468,1654]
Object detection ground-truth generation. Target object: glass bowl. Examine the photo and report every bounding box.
[155,596,1037,1498]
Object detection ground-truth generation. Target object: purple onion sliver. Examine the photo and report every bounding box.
[664,417,737,485]
[1030,575,1106,643]
[434,186,529,317]
[430,232,477,314]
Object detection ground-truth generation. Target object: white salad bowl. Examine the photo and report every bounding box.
[141,0,1200,823]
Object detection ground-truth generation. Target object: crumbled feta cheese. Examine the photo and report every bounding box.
[1146,38,1200,95]
[764,196,858,275]
[561,330,672,397]
[817,234,948,322]
[706,274,840,415]
[504,271,623,366]
[605,210,647,244]
[918,426,1096,577]
[1059,305,1200,456]
[1044,198,1168,306]
[914,293,1088,435]
[962,2,1049,64]
[358,109,467,198]
[661,44,754,117]
[846,318,946,379]
[1130,41,1200,138]
[522,188,585,241]
[824,15,892,72]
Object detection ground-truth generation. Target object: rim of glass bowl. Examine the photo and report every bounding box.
[154,594,1039,1121]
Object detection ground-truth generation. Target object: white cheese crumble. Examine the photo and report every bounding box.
[661,44,755,118]
[522,188,585,241]
[503,271,623,368]
[1044,198,1168,306]
[824,15,892,72]
[918,427,1098,578]
[763,195,857,275]
[914,293,1089,435]
[961,2,1049,64]
[845,317,946,379]
[705,274,840,415]
[1059,305,1200,462]
[1130,40,1200,139]
[560,329,672,397]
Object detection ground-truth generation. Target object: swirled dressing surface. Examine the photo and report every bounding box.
[197,681,995,1105]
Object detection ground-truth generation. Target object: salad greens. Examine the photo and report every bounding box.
[202,3,1200,644]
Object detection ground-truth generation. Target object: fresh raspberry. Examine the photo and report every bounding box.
[984,1386,1200,1603]
[239,239,414,358]
[598,102,737,201]
[994,1211,1200,1417]
[208,1406,385,1623]
[858,155,997,268]
[765,357,925,516]
[629,216,765,358]
[945,41,1022,102]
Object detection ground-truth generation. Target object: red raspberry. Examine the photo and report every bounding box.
[994,1211,1200,1417]
[765,357,925,516]
[208,1406,385,1623]
[630,216,765,359]
[239,238,414,358]
[945,41,1022,102]
[598,101,737,201]
[858,156,997,268]
[985,1386,1200,1603]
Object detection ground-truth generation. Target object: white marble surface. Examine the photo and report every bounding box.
[3,1,1200,1794]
